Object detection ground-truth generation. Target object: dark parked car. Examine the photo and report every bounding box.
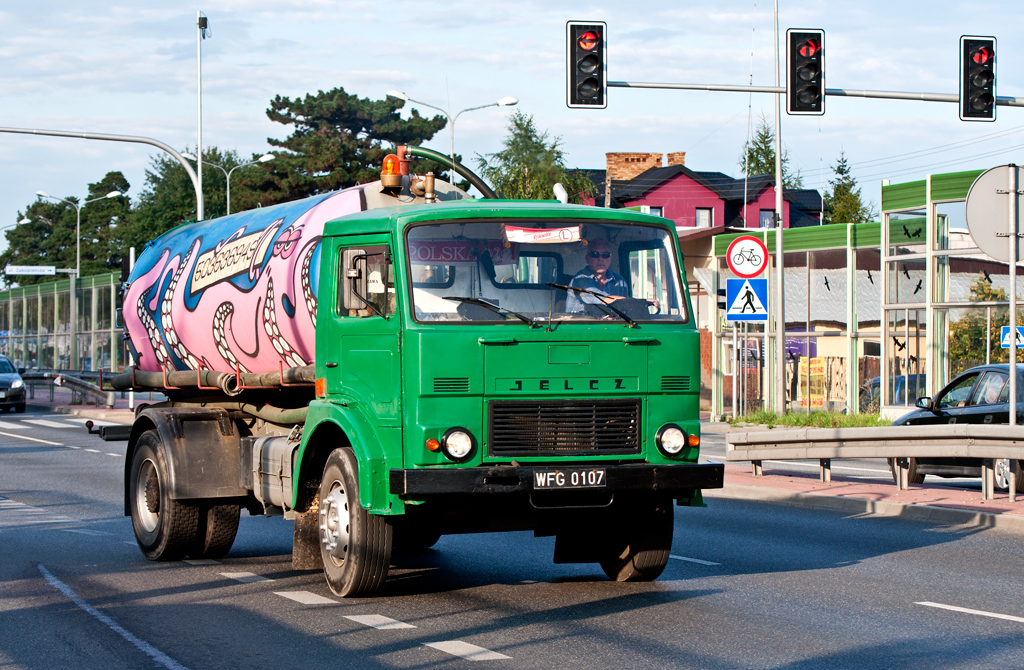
[891,364,1023,492]
[0,355,26,413]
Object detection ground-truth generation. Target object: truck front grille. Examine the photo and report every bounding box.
[488,399,641,457]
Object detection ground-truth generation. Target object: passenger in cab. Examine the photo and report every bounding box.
[566,238,629,312]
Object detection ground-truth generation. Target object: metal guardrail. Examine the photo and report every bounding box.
[21,371,115,409]
[727,425,1024,501]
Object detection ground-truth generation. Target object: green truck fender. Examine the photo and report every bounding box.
[294,399,405,515]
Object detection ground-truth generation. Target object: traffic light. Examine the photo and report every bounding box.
[960,36,996,121]
[787,29,825,115]
[567,21,607,109]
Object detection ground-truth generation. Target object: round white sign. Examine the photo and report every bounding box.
[966,165,1023,263]
[726,235,769,278]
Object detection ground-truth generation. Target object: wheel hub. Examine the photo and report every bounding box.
[995,458,1011,490]
[145,474,160,513]
[319,484,350,562]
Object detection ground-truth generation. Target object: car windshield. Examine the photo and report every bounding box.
[0,359,14,374]
[406,220,688,324]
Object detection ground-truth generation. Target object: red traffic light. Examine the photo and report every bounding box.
[972,46,992,65]
[798,39,819,58]
[577,31,600,50]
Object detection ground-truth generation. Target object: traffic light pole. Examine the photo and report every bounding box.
[607,80,1024,107]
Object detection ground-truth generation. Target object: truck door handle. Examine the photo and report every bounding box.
[478,337,517,345]
[622,336,658,344]
[325,362,338,368]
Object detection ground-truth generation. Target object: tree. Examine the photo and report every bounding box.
[474,111,596,203]
[822,151,875,224]
[249,87,449,208]
[738,113,803,188]
[947,275,1022,373]
[1,172,131,286]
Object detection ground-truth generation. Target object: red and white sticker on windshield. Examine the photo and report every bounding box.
[503,224,580,244]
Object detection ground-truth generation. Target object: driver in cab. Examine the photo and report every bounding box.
[566,238,630,312]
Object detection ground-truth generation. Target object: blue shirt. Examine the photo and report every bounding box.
[566,267,630,312]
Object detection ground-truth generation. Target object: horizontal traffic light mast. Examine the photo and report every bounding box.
[604,80,1024,108]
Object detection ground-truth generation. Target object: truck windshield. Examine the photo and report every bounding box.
[406,220,688,324]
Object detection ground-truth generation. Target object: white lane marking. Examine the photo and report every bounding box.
[67,446,81,449]
[221,572,273,583]
[344,614,416,630]
[38,564,191,670]
[423,641,511,661]
[0,431,63,445]
[83,449,100,453]
[0,498,75,524]
[106,453,120,457]
[24,419,78,429]
[183,559,221,566]
[275,591,336,605]
[0,423,28,429]
[64,529,114,537]
[670,554,721,566]
[916,601,1024,623]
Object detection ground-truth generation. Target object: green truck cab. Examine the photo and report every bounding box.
[117,167,722,597]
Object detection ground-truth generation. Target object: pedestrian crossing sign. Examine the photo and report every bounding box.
[726,278,768,322]
[1000,326,1024,348]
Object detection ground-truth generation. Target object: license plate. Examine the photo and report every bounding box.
[533,469,606,490]
[0,392,6,399]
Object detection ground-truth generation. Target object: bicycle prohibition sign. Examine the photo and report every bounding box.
[726,235,769,279]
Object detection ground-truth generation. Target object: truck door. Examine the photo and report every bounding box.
[320,236,401,426]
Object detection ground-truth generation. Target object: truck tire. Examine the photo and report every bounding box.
[129,430,200,561]
[317,448,392,597]
[189,503,241,559]
[887,458,925,485]
[600,497,673,582]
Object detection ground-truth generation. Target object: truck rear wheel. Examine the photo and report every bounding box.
[129,430,199,561]
[600,497,673,582]
[317,448,392,597]
[190,503,241,559]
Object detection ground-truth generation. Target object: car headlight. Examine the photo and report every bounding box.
[10,379,23,389]
[441,428,474,461]
[656,424,687,457]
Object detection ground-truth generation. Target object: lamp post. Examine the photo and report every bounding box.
[386,90,518,184]
[182,153,274,215]
[35,190,125,370]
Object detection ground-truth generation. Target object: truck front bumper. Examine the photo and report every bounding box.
[389,462,723,498]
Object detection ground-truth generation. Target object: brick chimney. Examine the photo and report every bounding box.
[666,151,686,167]
[605,152,663,207]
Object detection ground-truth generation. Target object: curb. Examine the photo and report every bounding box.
[707,484,1024,534]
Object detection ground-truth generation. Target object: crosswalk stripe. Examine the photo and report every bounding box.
[221,572,274,583]
[344,615,416,630]
[274,591,335,605]
[423,641,511,661]
[23,419,77,429]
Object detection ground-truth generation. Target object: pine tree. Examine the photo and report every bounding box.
[822,151,875,224]
[738,113,803,188]
[475,111,595,202]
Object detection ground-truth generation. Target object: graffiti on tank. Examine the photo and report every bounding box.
[123,188,364,373]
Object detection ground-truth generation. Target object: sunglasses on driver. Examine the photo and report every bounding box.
[588,251,612,259]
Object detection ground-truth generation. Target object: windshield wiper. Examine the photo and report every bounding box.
[546,282,636,327]
[443,297,539,328]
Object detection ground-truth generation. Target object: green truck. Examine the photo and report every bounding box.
[114,149,723,596]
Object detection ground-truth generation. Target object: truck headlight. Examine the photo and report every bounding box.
[656,425,686,457]
[441,428,474,461]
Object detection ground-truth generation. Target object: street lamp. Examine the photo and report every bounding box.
[386,90,518,184]
[35,190,125,370]
[182,153,274,215]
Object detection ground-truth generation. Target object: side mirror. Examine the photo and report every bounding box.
[17,367,25,375]
[915,397,933,411]
[341,248,368,311]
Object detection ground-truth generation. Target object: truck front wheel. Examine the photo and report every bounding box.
[129,430,199,560]
[600,497,674,582]
[317,448,392,597]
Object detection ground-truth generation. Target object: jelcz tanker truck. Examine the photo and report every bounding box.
[114,147,723,596]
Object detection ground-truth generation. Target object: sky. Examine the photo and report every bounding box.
[3,0,1024,259]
